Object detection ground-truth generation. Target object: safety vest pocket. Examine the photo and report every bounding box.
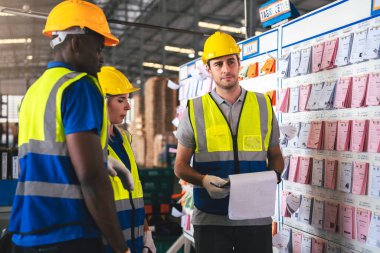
[206,125,231,152]
[243,135,262,151]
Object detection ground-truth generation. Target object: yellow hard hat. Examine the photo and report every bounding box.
[202,31,241,64]
[43,0,119,47]
[98,66,140,95]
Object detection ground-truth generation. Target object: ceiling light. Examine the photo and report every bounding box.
[143,62,179,72]
[0,12,14,17]
[198,51,203,56]
[26,55,33,60]
[0,38,32,44]
[188,53,195,58]
[165,45,195,55]
[198,21,246,34]
[157,68,163,74]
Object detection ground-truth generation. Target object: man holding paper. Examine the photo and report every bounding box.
[174,31,284,253]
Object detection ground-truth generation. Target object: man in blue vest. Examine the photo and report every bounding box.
[9,1,129,253]
[174,31,284,253]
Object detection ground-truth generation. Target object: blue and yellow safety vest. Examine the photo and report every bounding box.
[104,129,145,253]
[189,91,273,215]
[9,68,108,238]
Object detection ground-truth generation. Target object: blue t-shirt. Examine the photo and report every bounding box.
[109,126,131,171]
[12,62,104,246]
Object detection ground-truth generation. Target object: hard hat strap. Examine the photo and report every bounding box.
[50,27,86,49]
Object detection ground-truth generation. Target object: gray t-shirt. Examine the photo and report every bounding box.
[177,87,280,226]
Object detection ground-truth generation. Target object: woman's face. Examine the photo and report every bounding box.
[107,94,130,125]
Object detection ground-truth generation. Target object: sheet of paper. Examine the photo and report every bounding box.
[299,195,313,224]
[337,161,353,193]
[365,26,380,60]
[365,72,380,106]
[311,238,325,253]
[367,212,380,248]
[278,54,290,78]
[356,207,371,244]
[324,160,337,190]
[311,198,324,229]
[228,171,277,220]
[312,42,325,73]
[273,227,292,251]
[288,86,300,113]
[299,84,312,112]
[334,77,352,109]
[278,87,290,113]
[336,120,351,151]
[324,201,339,232]
[288,123,301,148]
[335,33,353,66]
[306,83,324,111]
[340,204,355,239]
[298,157,312,184]
[301,235,312,253]
[351,74,368,108]
[350,29,368,63]
[286,192,301,214]
[324,121,337,151]
[311,159,324,187]
[289,156,300,182]
[281,191,291,217]
[367,119,380,153]
[299,47,312,75]
[282,156,290,181]
[317,81,336,110]
[290,50,301,77]
[350,120,367,152]
[370,164,380,198]
[352,161,369,195]
[307,121,323,149]
[321,38,338,69]
[292,230,303,253]
[298,123,312,149]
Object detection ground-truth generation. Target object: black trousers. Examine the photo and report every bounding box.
[11,238,103,253]
[193,224,273,253]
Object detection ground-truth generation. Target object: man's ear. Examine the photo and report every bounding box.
[70,35,81,53]
[206,63,211,74]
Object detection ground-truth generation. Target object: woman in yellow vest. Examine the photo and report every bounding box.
[98,66,156,253]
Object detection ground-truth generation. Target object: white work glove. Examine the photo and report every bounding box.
[142,230,156,253]
[107,157,134,191]
[202,175,230,199]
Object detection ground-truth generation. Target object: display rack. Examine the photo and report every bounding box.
[176,1,380,252]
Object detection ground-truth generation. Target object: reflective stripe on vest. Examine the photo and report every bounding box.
[9,68,108,235]
[189,91,273,214]
[107,128,145,249]
[18,70,108,161]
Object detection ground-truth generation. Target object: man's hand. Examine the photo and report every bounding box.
[142,230,156,253]
[202,175,230,199]
[107,157,134,191]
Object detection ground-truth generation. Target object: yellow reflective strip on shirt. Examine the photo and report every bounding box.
[264,94,273,151]
[189,100,199,153]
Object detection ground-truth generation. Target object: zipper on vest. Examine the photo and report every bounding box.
[232,135,239,174]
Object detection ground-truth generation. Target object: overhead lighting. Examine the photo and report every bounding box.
[142,62,179,72]
[198,51,203,56]
[157,68,163,74]
[0,38,32,44]
[188,53,195,58]
[0,12,14,17]
[198,21,246,34]
[26,55,33,60]
[165,45,194,55]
